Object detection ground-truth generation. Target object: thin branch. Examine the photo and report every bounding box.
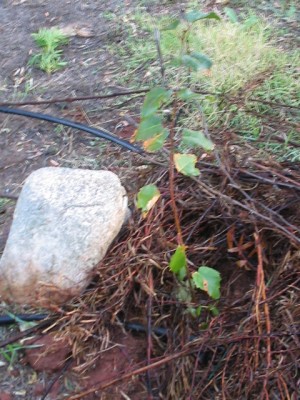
[0,317,55,349]
[67,331,300,399]
[1,87,298,110]
[0,88,149,107]
[195,103,300,245]
[146,270,154,399]
[169,103,183,246]
[41,358,73,400]
[154,28,166,87]
[192,176,300,245]
[0,193,18,200]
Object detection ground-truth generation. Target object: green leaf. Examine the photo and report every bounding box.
[163,19,181,31]
[209,305,220,317]
[32,28,68,51]
[182,129,214,151]
[181,55,201,71]
[177,88,200,101]
[242,15,260,29]
[137,184,160,215]
[181,53,212,71]
[187,305,202,318]
[143,129,169,152]
[169,245,187,280]
[190,52,213,70]
[196,305,202,317]
[177,284,192,303]
[224,7,239,23]
[4,310,36,331]
[135,115,164,141]
[192,266,221,300]
[185,11,221,23]
[141,87,172,118]
[174,153,200,176]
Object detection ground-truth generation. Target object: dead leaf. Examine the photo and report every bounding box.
[59,24,77,37]
[75,27,95,38]
[49,160,59,167]
[236,260,250,270]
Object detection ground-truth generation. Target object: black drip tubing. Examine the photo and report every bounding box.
[0,314,195,341]
[0,107,144,154]
[0,314,210,364]
[0,313,49,324]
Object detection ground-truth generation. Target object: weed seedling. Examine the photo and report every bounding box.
[29,27,69,74]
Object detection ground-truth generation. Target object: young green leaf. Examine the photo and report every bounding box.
[177,88,200,101]
[181,53,212,72]
[209,305,220,317]
[135,115,164,141]
[181,55,201,71]
[185,11,221,23]
[224,7,239,23]
[187,306,202,318]
[4,310,37,331]
[169,245,187,280]
[141,87,172,118]
[137,184,160,215]
[182,129,214,151]
[190,52,213,70]
[174,153,200,176]
[177,283,192,303]
[192,266,221,300]
[143,129,169,152]
[162,19,181,31]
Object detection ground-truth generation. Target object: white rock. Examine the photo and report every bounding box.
[0,167,128,307]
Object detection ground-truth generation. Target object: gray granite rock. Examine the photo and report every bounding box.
[0,167,128,307]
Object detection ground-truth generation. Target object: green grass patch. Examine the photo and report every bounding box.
[29,27,69,74]
[111,8,299,161]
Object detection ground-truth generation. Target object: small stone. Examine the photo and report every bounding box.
[0,167,128,306]
[32,383,45,396]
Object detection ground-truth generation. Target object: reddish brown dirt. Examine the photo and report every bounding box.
[24,334,72,373]
[20,331,147,399]
[75,333,147,400]
[0,393,12,400]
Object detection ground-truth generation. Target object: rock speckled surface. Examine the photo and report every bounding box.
[0,167,128,306]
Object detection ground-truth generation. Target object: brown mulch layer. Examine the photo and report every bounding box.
[46,147,300,399]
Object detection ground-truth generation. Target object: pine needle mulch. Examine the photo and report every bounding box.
[50,142,299,400]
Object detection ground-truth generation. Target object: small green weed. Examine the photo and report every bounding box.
[0,342,41,369]
[0,312,42,368]
[0,343,23,367]
[29,27,69,74]
[0,198,9,208]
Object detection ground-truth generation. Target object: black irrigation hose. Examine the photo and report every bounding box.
[125,321,169,337]
[0,107,144,154]
[0,314,194,343]
[0,315,175,339]
[0,313,49,324]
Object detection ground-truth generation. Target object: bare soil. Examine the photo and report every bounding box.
[0,0,143,256]
[1,1,150,398]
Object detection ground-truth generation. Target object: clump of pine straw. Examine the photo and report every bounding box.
[54,142,299,399]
